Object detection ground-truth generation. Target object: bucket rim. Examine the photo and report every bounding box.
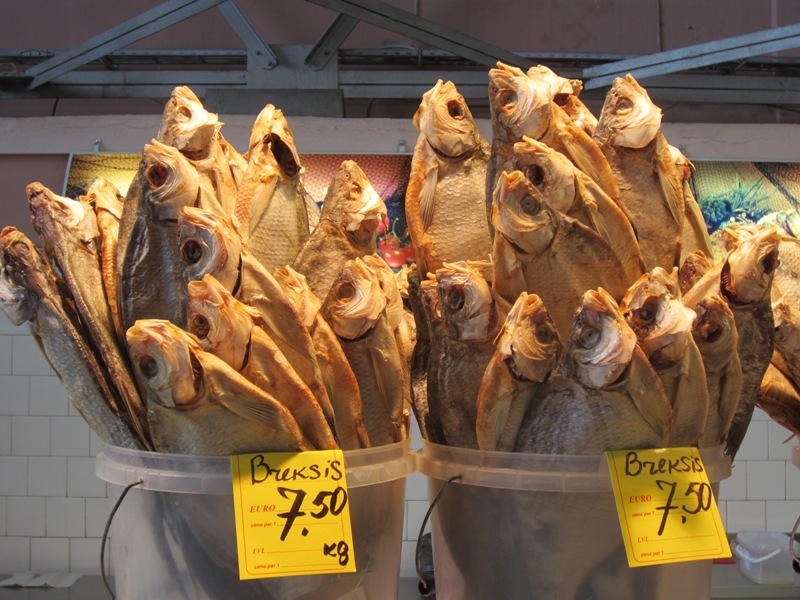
[96,439,414,494]
[416,440,731,492]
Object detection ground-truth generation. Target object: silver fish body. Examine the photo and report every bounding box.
[0,227,142,449]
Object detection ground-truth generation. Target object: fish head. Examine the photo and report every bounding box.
[691,294,737,362]
[595,74,661,149]
[273,265,321,327]
[187,274,257,369]
[0,228,35,326]
[140,140,201,220]
[435,262,495,341]
[721,226,780,304]
[492,170,557,256]
[27,182,100,246]
[248,104,303,178]
[512,136,577,214]
[362,254,405,330]
[81,177,124,220]
[773,302,800,351]
[323,160,387,236]
[322,258,387,339]
[719,224,764,252]
[126,319,204,409]
[621,269,695,367]
[488,62,552,141]
[414,80,482,158]
[562,288,637,389]
[497,292,560,382]
[177,207,242,291]
[156,86,219,153]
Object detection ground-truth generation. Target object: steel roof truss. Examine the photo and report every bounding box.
[25,0,228,90]
[304,0,534,70]
[583,22,800,89]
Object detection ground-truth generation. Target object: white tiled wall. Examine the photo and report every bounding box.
[1,313,799,577]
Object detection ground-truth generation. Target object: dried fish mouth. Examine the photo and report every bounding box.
[268,133,301,177]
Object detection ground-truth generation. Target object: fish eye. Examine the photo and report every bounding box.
[181,240,203,265]
[553,93,569,106]
[701,321,722,343]
[447,100,464,119]
[177,105,192,121]
[139,356,159,378]
[614,97,634,115]
[498,90,517,108]
[578,327,601,349]
[145,164,168,189]
[189,314,210,338]
[535,323,555,344]
[337,282,356,301]
[526,165,545,187]
[762,250,779,275]
[634,298,658,323]
[445,286,465,311]
[520,195,540,216]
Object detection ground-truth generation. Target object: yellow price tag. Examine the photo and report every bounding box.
[606,447,731,568]
[230,449,356,579]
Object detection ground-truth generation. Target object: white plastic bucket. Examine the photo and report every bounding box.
[417,440,731,600]
[97,440,414,600]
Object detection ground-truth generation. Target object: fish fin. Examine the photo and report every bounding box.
[682,186,714,258]
[626,348,674,445]
[369,343,405,443]
[557,117,619,201]
[655,135,685,226]
[717,356,744,445]
[419,164,439,232]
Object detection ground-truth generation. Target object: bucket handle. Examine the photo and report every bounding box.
[100,478,143,599]
[732,542,782,564]
[415,474,462,597]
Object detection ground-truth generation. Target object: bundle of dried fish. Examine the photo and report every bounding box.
[491,170,633,342]
[692,295,743,448]
[0,227,142,449]
[405,80,492,274]
[620,268,709,447]
[186,274,337,450]
[234,104,317,272]
[293,160,387,300]
[321,258,408,446]
[487,63,619,208]
[127,319,313,455]
[417,261,505,449]
[28,182,150,447]
[476,292,560,451]
[684,226,779,459]
[515,288,673,454]
[274,265,370,450]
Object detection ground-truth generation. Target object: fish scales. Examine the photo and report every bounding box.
[405,80,492,277]
[293,160,386,301]
[235,104,311,272]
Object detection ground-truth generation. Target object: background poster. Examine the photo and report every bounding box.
[66,153,800,269]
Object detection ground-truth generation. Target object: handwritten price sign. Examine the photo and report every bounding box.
[230,449,356,579]
[606,447,731,567]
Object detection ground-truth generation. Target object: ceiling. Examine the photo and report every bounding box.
[2,0,800,120]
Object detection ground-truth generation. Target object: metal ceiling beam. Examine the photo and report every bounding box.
[217,0,277,70]
[25,0,228,90]
[306,14,360,70]
[303,0,534,70]
[583,22,800,89]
